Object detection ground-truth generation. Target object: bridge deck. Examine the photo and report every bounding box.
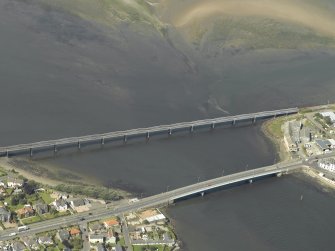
[0,107,298,156]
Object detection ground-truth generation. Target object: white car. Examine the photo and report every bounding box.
[8,232,17,236]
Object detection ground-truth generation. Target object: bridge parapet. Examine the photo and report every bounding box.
[0,107,299,157]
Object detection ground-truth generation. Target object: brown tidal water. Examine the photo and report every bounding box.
[1,1,335,250]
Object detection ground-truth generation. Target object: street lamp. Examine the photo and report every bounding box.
[221,168,224,176]
[166,185,170,192]
[197,176,200,183]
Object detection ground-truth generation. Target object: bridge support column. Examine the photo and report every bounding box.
[6,150,9,158]
[201,192,205,197]
[168,129,172,136]
[146,132,150,140]
[101,137,105,145]
[190,125,194,133]
[29,148,33,157]
[77,141,81,149]
[253,117,256,123]
[233,119,236,126]
[53,145,57,153]
[249,179,253,184]
[124,135,127,143]
[211,123,215,129]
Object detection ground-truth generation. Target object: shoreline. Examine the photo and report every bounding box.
[261,118,291,162]
[301,167,335,191]
[261,104,335,191]
[0,157,130,199]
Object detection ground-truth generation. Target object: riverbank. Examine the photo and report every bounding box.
[302,167,335,191]
[0,157,130,200]
[261,117,292,162]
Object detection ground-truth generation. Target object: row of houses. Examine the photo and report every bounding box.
[319,161,335,173]
[0,177,24,189]
[52,198,90,212]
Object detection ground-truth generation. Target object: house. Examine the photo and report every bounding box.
[57,229,70,242]
[68,198,86,210]
[105,234,116,245]
[320,111,335,125]
[13,188,23,194]
[52,199,68,212]
[88,234,105,243]
[0,177,6,187]
[69,228,81,237]
[7,177,23,188]
[0,187,6,195]
[11,241,26,251]
[16,205,35,218]
[89,223,105,233]
[22,237,39,250]
[38,236,54,245]
[0,207,11,222]
[103,219,119,229]
[34,203,49,215]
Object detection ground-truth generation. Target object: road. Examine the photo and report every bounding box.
[0,159,305,242]
[0,108,298,156]
[121,214,133,251]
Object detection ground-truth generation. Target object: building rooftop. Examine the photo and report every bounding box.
[103,219,119,227]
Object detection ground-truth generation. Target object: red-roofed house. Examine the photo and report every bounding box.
[103,219,119,229]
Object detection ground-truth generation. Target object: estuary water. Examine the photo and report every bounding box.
[1,1,335,250]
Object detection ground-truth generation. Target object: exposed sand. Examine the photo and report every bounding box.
[171,0,335,38]
[302,168,335,191]
[0,158,61,186]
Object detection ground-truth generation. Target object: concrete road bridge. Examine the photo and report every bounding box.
[0,107,298,157]
[0,159,306,241]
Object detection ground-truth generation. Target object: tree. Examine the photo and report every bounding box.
[23,180,39,195]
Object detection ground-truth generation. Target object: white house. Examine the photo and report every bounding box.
[7,177,23,188]
[89,234,105,243]
[52,199,68,212]
[105,234,116,244]
[320,111,335,125]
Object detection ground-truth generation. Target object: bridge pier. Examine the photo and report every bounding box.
[53,145,57,153]
[211,123,215,129]
[124,135,127,143]
[201,192,205,197]
[6,150,9,158]
[249,179,253,184]
[146,132,150,140]
[101,137,105,145]
[168,129,172,136]
[77,141,81,149]
[233,119,236,125]
[29,148,33,157]
[253,117,256,123]
[190,125,194,133]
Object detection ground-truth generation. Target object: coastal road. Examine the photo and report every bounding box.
[0,160,305,242]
